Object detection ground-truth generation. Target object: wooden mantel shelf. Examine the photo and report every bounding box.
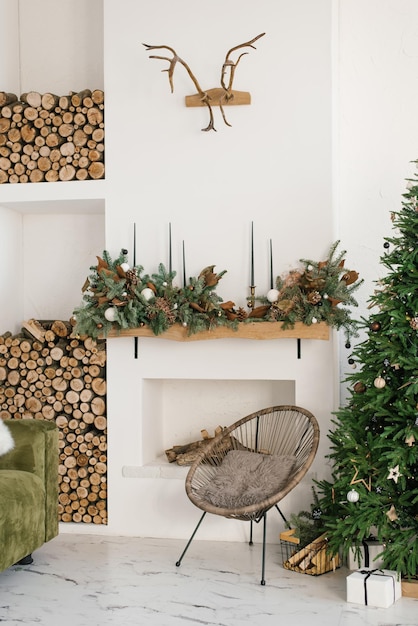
[106,321,330,342]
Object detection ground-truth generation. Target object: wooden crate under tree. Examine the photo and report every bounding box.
[401,578,418,599]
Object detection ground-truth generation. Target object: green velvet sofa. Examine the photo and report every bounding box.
[0,419,59,572]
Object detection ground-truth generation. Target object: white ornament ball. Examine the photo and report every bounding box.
[347,489,359,503]
[266,288,279,303]
[374,376,386,389]
[141,287,155,301]
[182,322,188,327]
[104,307,116,322]
[120,262,130,272]
[312,317,318,324]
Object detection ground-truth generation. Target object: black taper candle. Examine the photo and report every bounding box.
[251,221,254,285]
[269,239,273,289]
[182,240,186,287]
[168,222,172,274]
[133,222,138,358]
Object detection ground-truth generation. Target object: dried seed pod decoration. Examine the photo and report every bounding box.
[341,270,359,285]
[96,256,109,272]
[147,282,157,293]
[248,305,270,319]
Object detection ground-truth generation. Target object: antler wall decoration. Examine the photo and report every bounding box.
[143,33,265,132]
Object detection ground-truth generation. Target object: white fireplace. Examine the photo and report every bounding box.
[63,331,336,545]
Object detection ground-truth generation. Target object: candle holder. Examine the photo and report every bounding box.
[248,285,256,310]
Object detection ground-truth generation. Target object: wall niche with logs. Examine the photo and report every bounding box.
[0,89,104,184]
[0,320,108,525]
[143,33,265,132]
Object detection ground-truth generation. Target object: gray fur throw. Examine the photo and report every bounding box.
[197,449,296,509]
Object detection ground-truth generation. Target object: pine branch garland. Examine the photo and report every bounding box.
[72,241,361,341]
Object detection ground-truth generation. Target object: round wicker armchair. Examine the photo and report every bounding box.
[175,405,320,584]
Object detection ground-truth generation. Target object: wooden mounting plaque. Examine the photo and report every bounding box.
[106,322,329,342]
[185,88,251,108]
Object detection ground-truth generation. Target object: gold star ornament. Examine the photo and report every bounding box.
[350,462,372,491]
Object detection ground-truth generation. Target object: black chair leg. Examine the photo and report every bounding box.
[274,503,288,525]
[249,520,254,546]
[261,513,267,585]
[176,511,207,567]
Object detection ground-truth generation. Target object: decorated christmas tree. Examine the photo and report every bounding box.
[318,164,418,579]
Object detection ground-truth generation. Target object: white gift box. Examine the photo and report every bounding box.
[346,568,401,608]
[348,539,385,569]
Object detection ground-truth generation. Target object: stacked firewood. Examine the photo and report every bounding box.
[0,319,107,524]
[165,426,227,465]
[0,89,104,183]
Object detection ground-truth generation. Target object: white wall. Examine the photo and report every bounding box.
[21,213,104,320]
[19,0,104,94]
[0,1,22,334]
[104,0,333,301]
[0,0,19,92]
[335,0,418,387]
[102,0,335,541]
[0,0,105,330]
[1,0,418,540]
[0,207,23,334]
[2,0,417,369]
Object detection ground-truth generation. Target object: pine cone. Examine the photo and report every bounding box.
[236,307,248,321]
[307,290,322,304]
[155,297,176,324]
[125,269,138,286]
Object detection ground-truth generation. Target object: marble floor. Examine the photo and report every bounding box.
[0,533,416,626]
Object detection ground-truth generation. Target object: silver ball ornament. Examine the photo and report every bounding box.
[347,489,359,503]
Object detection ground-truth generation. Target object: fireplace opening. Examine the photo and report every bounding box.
[141,378,295,466]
